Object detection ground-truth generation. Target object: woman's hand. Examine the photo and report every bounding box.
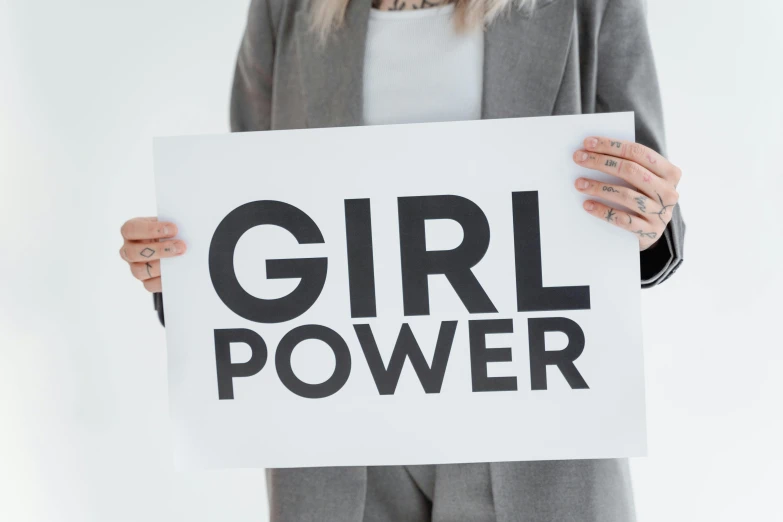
[572,137,682,251]
[119,217,186,292]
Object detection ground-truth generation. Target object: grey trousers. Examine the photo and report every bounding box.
[267,460,637,521]
[364,464,495,522]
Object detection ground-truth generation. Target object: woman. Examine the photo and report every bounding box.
[119,0,685,520]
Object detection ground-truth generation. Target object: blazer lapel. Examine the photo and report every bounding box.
[482,0,576,119]
[294,0,371,128]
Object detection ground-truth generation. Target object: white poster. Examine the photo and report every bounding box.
[154,113,645,470]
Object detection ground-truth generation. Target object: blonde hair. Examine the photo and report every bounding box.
[310,0,536,41]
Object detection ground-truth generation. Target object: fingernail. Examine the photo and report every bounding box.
[575,151,589,162]
[584,201,595,211]
[172,241,183,254]
[162,226,171,235]
[586,137,598,149]
[576,179,590,190]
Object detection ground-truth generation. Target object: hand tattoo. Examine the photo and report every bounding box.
[649,191,676,224]
[634,230,657,239]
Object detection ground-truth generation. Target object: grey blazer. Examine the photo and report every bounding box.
[154,0,685,519]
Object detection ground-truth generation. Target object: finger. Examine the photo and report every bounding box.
[143,277,162,293]
[130,260,160,281]
[119,239,186,262]
[582,200,661,248]
[575,178,665,224]
[583,136,681,184]
[121,217,178,241]
[573,150,665,199]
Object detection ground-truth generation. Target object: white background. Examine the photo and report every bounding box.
[0,0,780,520]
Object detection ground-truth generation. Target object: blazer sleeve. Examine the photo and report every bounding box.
[595,0,685,288]
[152,0,277,327]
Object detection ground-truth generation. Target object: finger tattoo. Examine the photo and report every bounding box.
[140,247,155,258]
[602,186,620,193]
[605,159,618,168]
[635,196,647,213]
[606,208,616,223]
[146,262,152,278]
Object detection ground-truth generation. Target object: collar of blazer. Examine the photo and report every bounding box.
[294,0,573,128]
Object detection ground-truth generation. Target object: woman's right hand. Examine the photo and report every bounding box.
[119,217,187,293]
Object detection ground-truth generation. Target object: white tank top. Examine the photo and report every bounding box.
[362,4,485,126]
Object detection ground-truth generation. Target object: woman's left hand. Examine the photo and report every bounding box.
[572,137,682,251]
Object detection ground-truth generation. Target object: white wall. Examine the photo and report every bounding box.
[637,2,783,519]
[1,1,780,521]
